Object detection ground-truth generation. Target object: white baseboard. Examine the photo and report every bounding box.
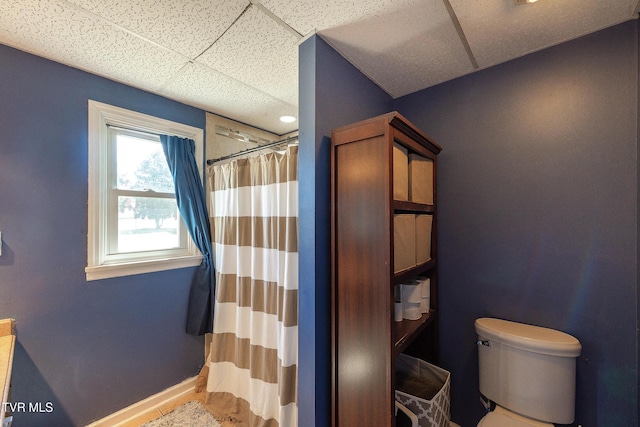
[86,376,197,427]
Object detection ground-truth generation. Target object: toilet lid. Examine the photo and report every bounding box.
[477,407,553,427]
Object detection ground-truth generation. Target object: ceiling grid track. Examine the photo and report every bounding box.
[55,0,190,61]
[53,0,291,108]
[159,1,300,111]
[250,0,304,39]
[21,0,635,134]
[191,2,253,62]
[156,61,194,96]
[442,0,479,69]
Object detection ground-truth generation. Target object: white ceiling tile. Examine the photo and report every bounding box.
[450,0,638,69]
[64,0,250,59]
[161,62,298,135]
[319,0,474,97]
[259,0,420,36]
[197,4,299,106]
[1,0,637,134]
[0,0,188,93]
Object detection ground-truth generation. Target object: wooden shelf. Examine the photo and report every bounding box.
[393,200,434,213]
[393,259,436,285]
[393,310,437,354]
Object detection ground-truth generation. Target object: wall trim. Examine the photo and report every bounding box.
[85,376,197,427]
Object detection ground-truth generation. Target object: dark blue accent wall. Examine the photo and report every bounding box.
[0,44,205,426]
[298,19,638,427]
[6,16,634,427]
[393,20,639,427]
[297,35,391,426]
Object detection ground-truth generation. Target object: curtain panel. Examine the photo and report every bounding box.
[160,135,215,335]
[205,146,298,427]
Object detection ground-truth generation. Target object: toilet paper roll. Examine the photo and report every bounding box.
[403,302,422,320]
[420,296,430,314]
[420,277,430,298]
[394,302,403,322]
[401,281,422,303]
[394,285,402,303]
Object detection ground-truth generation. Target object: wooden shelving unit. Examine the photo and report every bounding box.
[331,112,442,426]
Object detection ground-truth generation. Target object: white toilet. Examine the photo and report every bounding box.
[475,318,582,427]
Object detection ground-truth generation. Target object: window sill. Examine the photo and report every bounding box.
[85,255,204,281]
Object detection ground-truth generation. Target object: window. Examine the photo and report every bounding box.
[86,101,204,281]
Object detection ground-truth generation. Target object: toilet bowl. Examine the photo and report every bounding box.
[474,318,581,427]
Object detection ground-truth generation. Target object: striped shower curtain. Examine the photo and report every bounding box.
[205,146,298,427]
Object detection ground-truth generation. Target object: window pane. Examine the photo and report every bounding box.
[117,135,174,193]
[117,196,180,252]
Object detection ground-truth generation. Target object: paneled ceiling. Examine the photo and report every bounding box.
[0,0,637,135]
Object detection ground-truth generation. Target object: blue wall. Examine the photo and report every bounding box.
[0,44,205,426]
[299,20,638,427]
[297,35,391,427]
[393,21,638,426]
[2,16,637,427]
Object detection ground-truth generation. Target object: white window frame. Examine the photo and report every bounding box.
[86,100,204,281]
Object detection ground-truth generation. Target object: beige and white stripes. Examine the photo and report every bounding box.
[205,146,298,427]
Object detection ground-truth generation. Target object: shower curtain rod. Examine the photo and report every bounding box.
[206,135,298,165]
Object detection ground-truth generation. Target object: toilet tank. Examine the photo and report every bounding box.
[475,318,581,424]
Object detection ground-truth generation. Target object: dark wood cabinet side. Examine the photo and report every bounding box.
[331,112,442,427]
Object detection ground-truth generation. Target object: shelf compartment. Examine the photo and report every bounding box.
[394,259,436,285]
[393,309,437,354]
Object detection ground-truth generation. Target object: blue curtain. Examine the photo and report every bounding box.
[161,135,214,335]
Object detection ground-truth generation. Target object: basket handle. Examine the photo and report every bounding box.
[395,400,419,427]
